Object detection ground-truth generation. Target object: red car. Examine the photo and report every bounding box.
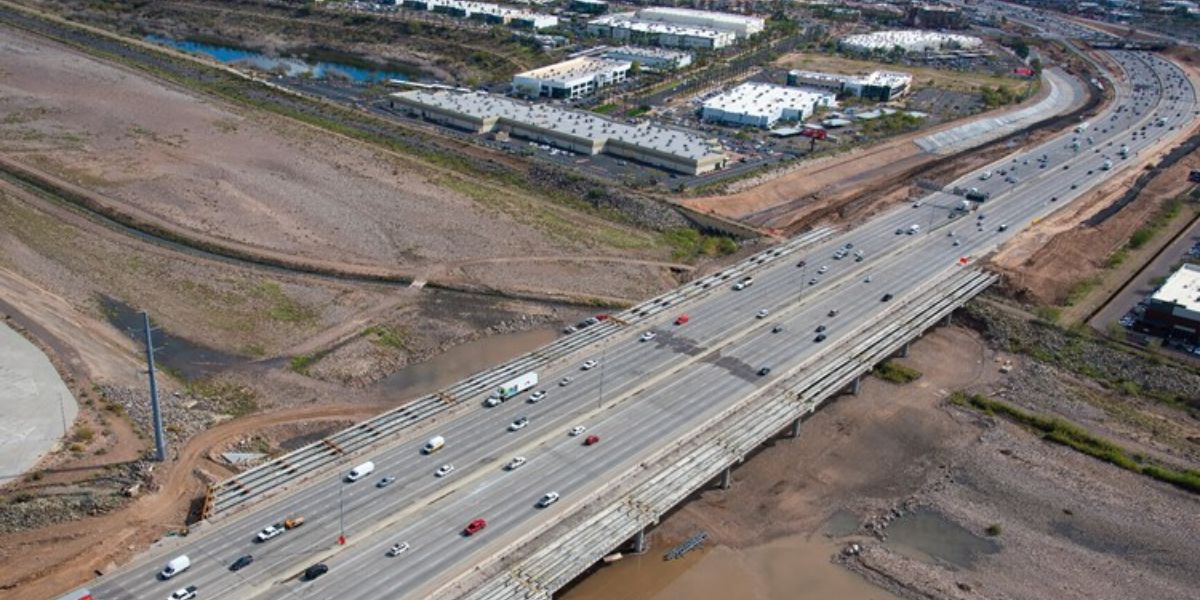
[464,518,487,536]
[584,435,600,446]
[675,314,690,325]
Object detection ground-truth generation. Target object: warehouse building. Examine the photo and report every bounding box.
[571,0,608,14]
[1140,263,1200,343]
[840,30,982,54]
[512,57,632,99]
[906,4,966,29]
[601,46,693,71]
[787,69,913,101]
[401,0,559,29]
[701,83,837,129]
[587,7,762,49]
[392,90,728,175]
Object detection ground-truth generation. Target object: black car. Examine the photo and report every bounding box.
[771,325,784,333]
[757,367,771,376]
[881,294,894,302]
[230,555,254,572]
[815,325,826,333]
[814,334,827,342]
[796,260,807,268]
[304,563,329,580]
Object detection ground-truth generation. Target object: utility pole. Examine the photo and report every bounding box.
[142,311,167,462]
[338,483,346,545]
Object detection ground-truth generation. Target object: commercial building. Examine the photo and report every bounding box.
[571,0,608,14]
[601,46,693,71]
[839,30,983,54]
[701,83,837,129]
[787,69,913,101]
[587,7,763,49]
[906,4,966,29]
[512,57,631,99]
[1140,263,1200,342]
[401,0,559,29]
[391,90,728,175]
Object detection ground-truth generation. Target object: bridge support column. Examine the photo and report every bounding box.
[789,417,801,438]
[899,342,911,358]
[850,376,861,396]
[719,467,732,490]
[943,313,953,327]
[632,528,648,554]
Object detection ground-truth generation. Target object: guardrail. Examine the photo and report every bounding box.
[202,228,836,518]
[440,269,996,600]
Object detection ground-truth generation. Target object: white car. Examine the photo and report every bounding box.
[528,390,547,403]
[538,491,561,508]
[509,417,529,431]
[756,309,769,319]
[818,265,829,274]
[435,464,455,478]
[506,456,527,471]
[569,425,587,437]
[581,360,598,370]
[559,376,573,386]
[640,331,656,342]
[256,525,283,542]
[387,542,410,557]
[169,587,198,600]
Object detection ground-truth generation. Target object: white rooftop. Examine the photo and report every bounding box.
[590,13,735,40]
[1153,263,1200,312]
[518,57,630,83]
[603,45,692,60]
[395,90,722,160]
[841,30,983,52]
[703,82,835,119]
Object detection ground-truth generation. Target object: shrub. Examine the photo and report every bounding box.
[872,361,922,384]
[984,524,1002,536]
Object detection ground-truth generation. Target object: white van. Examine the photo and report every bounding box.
[422,436,445,454]
[159,555,191,580]
[346,461,375,482]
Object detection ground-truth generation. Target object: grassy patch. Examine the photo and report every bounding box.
[625,105,651,118]
[186,379,259,417]
[252,282,315,323]
[591,103,618,115]
[1033,305,1061,324]
[872,361,923,384]
[950,391,1200,494]
[1063,276,1102,307]
[71,426,95,444]
[289,353,322,374]
[362,324,408,349]
[662,228,738,261]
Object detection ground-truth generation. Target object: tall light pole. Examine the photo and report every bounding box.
[338,483,346,545]
[142,312,167,462]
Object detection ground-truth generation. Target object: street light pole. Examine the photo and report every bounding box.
[338,483,346,545]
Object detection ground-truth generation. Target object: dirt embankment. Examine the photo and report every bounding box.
[567,311,1200,600]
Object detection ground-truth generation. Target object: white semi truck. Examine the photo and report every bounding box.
[486,372,538,406]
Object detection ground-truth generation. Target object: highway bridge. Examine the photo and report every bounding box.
[71,43,1198,600]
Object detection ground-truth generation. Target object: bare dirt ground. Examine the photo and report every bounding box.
[0,24,676,301]
[991,48,1200,308]
[565,322,1200,600]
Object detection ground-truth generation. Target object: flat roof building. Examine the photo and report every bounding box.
[401,0,559,29]
[588,7,762,49]
[840,30,983,54]
[571,0,608,14]
[788,69,913,101]
[701,83,837,129]
[632,7,765,38]
[601,46,693,71]
[513,57,631,99]
[391,90,728,175]
[1141,263,1200,342]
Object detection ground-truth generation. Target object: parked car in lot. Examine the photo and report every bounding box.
[230,555,253,572]
[464,518,487,536]
[388,542,411,557]
[506,456,527,470]
[435,464,455,478]
[538,492,561,508]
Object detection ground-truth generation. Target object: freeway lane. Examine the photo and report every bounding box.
[83,48,1195,600]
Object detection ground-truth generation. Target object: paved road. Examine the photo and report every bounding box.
[0,321,76,485]
[80,49,1197,600]
[1089,217,1200,333]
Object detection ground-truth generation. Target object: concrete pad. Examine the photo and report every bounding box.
[0,322,77,483]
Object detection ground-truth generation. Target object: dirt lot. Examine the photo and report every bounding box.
[0,24,675,301]
[564,321,1200,600]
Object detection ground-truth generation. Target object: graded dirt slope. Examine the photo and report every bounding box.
[0,25,669,300]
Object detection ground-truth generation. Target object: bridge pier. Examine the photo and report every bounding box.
[943,313,953,327]
[719,467,732,490]
[632,528,648,554]
[850,376,861,396]
[899,342,911,358]
[789,417,801,438]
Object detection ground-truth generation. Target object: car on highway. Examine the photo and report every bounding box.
[528,390,547,403]
[304,563,329,580]
[230,555,253,572]
[569,425,587,437]
[464,519,487,536]
[388,542,411,557]
[818,265,829,274]
[169,586,198,600]
[795,260,807,268]
[881,293,894,302]
[771,325,784,333]
[581,360,598,370]
[998,224,1009,232]
[509,417,529,431]
[814,334,827,343]
[584,435,601,446]
[912,200,923,208]
[733,276,754,290]
[757,366,771,376]
[435,464,455,478]
[675,314,690,325]
[756,309,769,319]
[809,278,818,285]
[538,492,561,508]
[506,456,527,470]
[816,325,826,333]
[376,476,396,488]
[828,309,839,317]
[256,524,283,543]
[895,228,904,235]
[559,376,573,386]
[640,331,656,342]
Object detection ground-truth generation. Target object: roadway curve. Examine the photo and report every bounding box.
[75,47,1200,600]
